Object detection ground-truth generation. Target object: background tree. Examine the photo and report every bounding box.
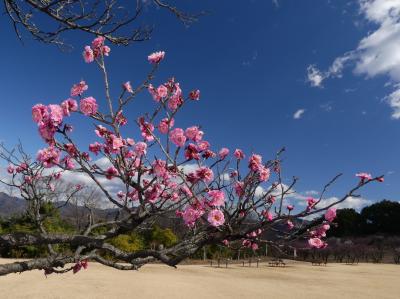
[3,0,204,48]
[360,200,400,235]
[328,208,363,237]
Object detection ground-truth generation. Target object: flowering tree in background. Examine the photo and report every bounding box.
[0,37,384,276]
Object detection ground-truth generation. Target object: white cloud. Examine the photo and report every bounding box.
[255,186,265,198]
[386,86,400,118]
[297,195,372,211]
[307,65,325,87]
[304,190,319,196]
[317,196,372,211]
[307,0,400,118]
[219,173,231,183]
[268,183,297,198]
[306,53,353,88]
[293,109,306,119]
[179,163,199,174]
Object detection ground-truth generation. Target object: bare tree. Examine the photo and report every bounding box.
[3,0,205,48]
[0,37,383,276]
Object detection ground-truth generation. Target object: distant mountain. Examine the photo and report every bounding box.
[0,192,310,236]
[0,192,27,217]
[0,192,117,225]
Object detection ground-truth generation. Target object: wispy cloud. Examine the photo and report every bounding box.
[242,50,258,67]
[320,102,333,112]
[316,196,372,211]
[306,0,400,119]
[293,109,306,119]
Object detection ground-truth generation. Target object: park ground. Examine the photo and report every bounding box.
[0,259,399,298]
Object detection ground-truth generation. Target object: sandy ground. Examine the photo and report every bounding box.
[0,259,399,299]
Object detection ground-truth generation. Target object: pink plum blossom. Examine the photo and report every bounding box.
[134,142,147,156]
[80,97,98,115]
[36,147,60,168]
[89,142,102,155]
[308,238,327,249]
[185,144,200,160]
[168,91,183,110]
[234,149,245,160]
[16,163,28,173]
[258,166,270,182]
[287,220,294,230]
[32,104,48,123]
[92,36,105,49]
[158,118,174,134]
[208,190,225,207]
[115,111,127,126]
[71,81,88,97]
[262,210,273,221]
[218,148,229,159]
[185,126,203,142]
[139,118,155,142]
[95,125,108,137]
[148,51,165,64]
[105,167,118,179]
[157,85,168,98]
[126,138,135,146]
[64,143,78,157]
[83,46,94,63]
[307,197,317,210]
[48,104,63,126]
[152,159,167,177]
[89,36,110,59]
[148,84,160,102]
[145,184,162,203]
[195,167,214,182]
[202,149,216,159]
[324,207,337,222]
[61,99,78,116]
[123,81,133,93]
[169,128,187,147]
[111,136,124,151]
[63,156,75,170]
[189,89,200,100]
[38,121,57,144]
[249,154,263,171]
[234,181,245,197]
[7,165,15,174]
[102,45,111,56]
[356,172,372,182]
[207,209,225,227]
[182,206,203,227]
[196,140,210,151]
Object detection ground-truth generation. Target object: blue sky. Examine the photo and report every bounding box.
[0,0,398,208]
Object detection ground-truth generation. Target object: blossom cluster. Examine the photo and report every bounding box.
[83,36,110,63]
[307,208,337,249]
[32,81,98,146]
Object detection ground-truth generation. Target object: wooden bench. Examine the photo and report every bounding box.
[268,259,286,267]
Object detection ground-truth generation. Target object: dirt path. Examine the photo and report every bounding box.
[0,259,398,299]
